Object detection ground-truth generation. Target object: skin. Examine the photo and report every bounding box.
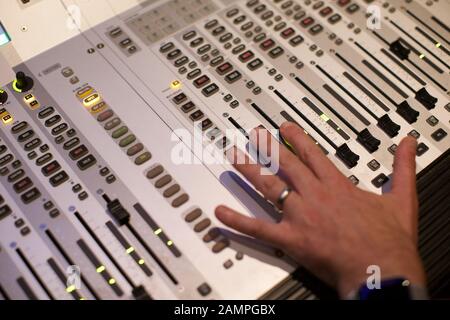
[215,122,426,298]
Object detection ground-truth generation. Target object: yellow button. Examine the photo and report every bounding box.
[83,93,101,107]
[24,94,35,102]
[0,108,13,124]
[77,86,93,99]
[28,99,40,110]
[90,101,107,114]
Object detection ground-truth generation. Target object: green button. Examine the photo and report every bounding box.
[135,152,152,165]
[112,126,128,139]
[119,134,136,148]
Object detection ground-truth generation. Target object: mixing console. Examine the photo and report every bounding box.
[0,0,449,300]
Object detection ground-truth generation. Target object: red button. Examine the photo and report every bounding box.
[260,39,275,51]
[319,7,333,16]
[216,62,233,75]
[239,50,255,62]
[281,27,295,39]
[301,17,315,27]
[338,0,350,6]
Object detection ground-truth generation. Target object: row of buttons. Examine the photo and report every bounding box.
[0,195,32,235]
[161,43,221,98]
[108,26,140,56]
[0,141,41,205]
[184,207,232,258]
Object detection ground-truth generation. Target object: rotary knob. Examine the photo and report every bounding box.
[0,88,8,105]
[13,71,34,92]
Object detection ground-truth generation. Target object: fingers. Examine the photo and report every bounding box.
[227,147,299,209]
[215,205,285,245]
[391,136,419,241]
[391,136,418,200]
[247,126,319,194]
[279,122,343,182]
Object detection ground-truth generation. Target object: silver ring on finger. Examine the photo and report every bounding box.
[277,186,293,209]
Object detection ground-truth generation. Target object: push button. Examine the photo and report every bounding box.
[42,161,61,177]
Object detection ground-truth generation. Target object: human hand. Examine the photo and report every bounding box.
[216,122,426,297]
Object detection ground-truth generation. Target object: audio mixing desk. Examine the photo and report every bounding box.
[0,0,449,300]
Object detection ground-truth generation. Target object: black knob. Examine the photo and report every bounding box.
[0,88,8,105]
[14,71,34,92]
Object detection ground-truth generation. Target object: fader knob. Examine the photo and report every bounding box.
[0,89,8,105]
[13,71,34,92]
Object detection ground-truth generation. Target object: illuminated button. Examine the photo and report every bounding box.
[135,152,152,165]
[202,83,219,97]
[301,17,314,27]
[90,101,107,114]
[319,6,332,16]
[69,145,88,160]
[338,0,350,6]
[83,93,101,108]
[260,39,275,51]
[1,112,13,124]
[193,75,211,88]
[426,116,439,126]
[28,99,40,110]
[216,62,233,75]
[49,171,69,187]
[239,50,254,62]
[42,161,61,177]
[247,58,263,71]
[21,188,41,204]
[24,93,35,103]
[281,27,295,39]
[127,143,144,157]
[76,86,93,99]
[105,118,121,130]
[77,155,97,170]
